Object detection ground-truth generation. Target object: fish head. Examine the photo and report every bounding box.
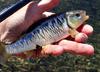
[66,10,89,29]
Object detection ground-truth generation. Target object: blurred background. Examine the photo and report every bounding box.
[0,0,100,72]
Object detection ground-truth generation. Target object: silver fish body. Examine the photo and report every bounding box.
[6,13,69,54]
[5,10,89,54]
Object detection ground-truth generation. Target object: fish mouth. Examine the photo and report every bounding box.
[78,14,89,28]
[85,15,89,21]
[83,15,89,24]
[83,10,89,21]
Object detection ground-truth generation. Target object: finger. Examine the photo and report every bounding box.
[42,45,64,56]
[65,33,88,42]
[81,24,93,36]
[59,40,94,55]
[77,24,93,36]
[15,48,44,58]
[75,33,88,43]
[38,0,60,12]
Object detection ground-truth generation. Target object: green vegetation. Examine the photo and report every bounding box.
[0,0,100,72]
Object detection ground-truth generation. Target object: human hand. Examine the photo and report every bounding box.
[41,24,94,56]
[15,24,94,59]
[0,0,94,58]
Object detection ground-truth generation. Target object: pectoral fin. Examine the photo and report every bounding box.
[42,45,52,56]
[68,29,79,38]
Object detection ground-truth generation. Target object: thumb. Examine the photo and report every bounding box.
[38,0,60,12]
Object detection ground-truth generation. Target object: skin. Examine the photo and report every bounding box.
[0,0,94,58]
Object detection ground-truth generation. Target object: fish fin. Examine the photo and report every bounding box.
[41,45,51,56]
[23,51,34,58]
[6,43,36,54]
[0,53,11,64]
[0,43,11,64]
[42,45,51,49]
[68,28,79,38]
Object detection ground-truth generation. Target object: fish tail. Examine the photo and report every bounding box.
[0,43,11,64]
[5,43,36,54]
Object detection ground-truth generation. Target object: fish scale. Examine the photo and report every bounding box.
[5,10,89,54]
[5,13,68,54]
[33,14,69,46]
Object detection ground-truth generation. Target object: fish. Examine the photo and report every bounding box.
[5,10,89,54]
[0,10,89,63]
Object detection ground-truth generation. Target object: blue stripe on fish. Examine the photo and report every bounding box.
[5,13,69,54]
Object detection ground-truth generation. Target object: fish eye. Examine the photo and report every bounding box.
[75,13,81,19]
[75,14,80,17]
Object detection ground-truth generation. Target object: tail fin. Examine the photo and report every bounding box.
[5,43,36,54]
[0,43,11,64]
